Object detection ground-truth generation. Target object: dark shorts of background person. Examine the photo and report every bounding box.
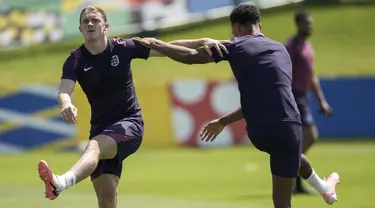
[248,121,303,178]
[89,117,144,180]
[293,90,315,127]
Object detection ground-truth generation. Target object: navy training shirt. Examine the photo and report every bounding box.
[61,37,150,132]
[211,35,301,126]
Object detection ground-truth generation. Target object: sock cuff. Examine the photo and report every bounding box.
[66,171,77,184]
[306,169,316,181]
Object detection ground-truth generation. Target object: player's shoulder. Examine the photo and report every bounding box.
[264,36,284,46]
[285,36,295,45]
[228,34,282,52]
[230,35,251,44]
[111,37,127,47]
[285,36,306,48]
[231,34,274,45]
[63,45,83,69]
[227,36,250,49]
[110,37,140,48]
[65,44,85,61]
[110,37,145,53]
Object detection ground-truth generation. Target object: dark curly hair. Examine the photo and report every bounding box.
[294,10,310,24]
[230,3,261,25]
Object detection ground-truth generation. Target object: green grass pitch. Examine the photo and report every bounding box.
[0,142,374,207]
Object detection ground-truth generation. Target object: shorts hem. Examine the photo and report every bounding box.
[271,171,298,178]
[90,171,121,181]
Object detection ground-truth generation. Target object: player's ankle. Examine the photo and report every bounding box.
[57,171,76,191]
[305,169,330,194]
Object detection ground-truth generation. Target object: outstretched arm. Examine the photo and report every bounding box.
[154,45,213,64]
[168,39,206,49]
[125,37,208,57]
[143,38,206,57]
[148,39,229,64]
[148,38,230,58]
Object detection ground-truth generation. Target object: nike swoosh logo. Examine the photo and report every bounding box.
[84,66,93,71]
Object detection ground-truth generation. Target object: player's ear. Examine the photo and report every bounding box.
[78,25,83,33]
[104,23,109,30]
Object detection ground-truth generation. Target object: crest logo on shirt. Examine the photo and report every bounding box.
[111,55,120,66]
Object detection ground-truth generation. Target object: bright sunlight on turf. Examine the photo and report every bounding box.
[0,142,374,208]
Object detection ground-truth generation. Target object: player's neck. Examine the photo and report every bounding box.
[247,25,262,36]
[249,31,262,36]
[238,31,262,37]
[296,33,308,41]
[84,36,108,55]
[236,24,262,37]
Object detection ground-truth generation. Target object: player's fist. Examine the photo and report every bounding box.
[319,101,333,117]
[200,119,225,142]
[61,102,78,124]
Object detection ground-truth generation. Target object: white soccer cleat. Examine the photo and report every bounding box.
[322,172,340,205]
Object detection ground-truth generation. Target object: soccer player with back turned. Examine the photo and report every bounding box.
[134,4,340,208]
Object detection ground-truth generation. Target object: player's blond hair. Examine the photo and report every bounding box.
[79,6,107,23]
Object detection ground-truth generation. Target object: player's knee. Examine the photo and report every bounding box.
[83,139,101,156]
[90,135,118,160]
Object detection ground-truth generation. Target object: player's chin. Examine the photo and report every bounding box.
[85,31,98,37]
[85,34,98,41]
[84,34,92,39]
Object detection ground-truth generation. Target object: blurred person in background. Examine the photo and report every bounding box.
[284,10,333,194]
[37,5,226,208]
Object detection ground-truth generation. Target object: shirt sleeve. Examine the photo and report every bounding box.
[116,38,151,60]
[210,42,234,63]
[61,55,77,82]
